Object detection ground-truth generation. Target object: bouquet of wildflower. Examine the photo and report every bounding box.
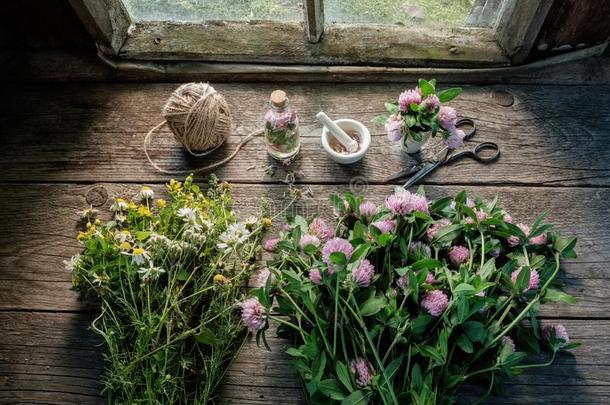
[69,175,271,403]
[245,188,578,404]
[373,79,465,149]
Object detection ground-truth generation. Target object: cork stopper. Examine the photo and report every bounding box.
[270,90,288,108]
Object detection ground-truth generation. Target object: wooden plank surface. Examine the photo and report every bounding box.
[0,183,606,317]
[0,83,609,186]
[0,81,609,404]
[2,312,608,404]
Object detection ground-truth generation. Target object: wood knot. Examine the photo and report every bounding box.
[491,90,514,107]
[85,186,108,207]
[153,37,162,45]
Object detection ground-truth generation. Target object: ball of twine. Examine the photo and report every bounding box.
[144,82,262,174]
[162,82,232,154]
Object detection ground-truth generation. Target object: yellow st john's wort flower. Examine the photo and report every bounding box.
[137,205,152,217]
[157,198,167,208]
[168,179,182,193]
[213,274,227,284]
[262,217,273,228]
[118,241,131,251]
[127,201,138,210]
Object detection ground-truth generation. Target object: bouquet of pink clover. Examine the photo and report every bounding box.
[374,79,466,149]
[244,187,578,404]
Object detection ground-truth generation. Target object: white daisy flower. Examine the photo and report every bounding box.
[110,198,128,212]
[136,186,154,201]
[114,213,127,223]
[63,254,81,272]
[177,207,202,231]
[78,207,99,220]
[244,216,258,230]
[138,262,166,281]
[92,272,109,286]
[217,223,250,251]
[114,230,131,243]
[122,247,150,265]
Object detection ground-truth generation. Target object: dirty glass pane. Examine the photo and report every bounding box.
[122,0,303,22]
[325,0,504,27]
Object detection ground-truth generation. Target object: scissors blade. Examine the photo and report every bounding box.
[384,165,423,182]
[403,161,440,189]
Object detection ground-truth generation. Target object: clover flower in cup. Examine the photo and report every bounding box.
[309,268,323,284]
[425,272,436,284]
[322,237,353,265]
[398,88,422,111]
[263,238,280,252]
[449,245,470,266]
[384,113,405,142]
[421,290,449,317]
[530,232,548,246]
[542,323,570,348]
[420,94,440,112]
[511,267,540,292]
[501,336,516,353]
[241,297,266,333]
[352,259,375,287]
[299,234,320,250]
[503,212,513,223]
[427,218,452,240]
[438,106,458,130]
[445,127,465,149]
[350,358,373,388]
[359,201,378,218]
[309,218,334,242]
[397,274,409,288]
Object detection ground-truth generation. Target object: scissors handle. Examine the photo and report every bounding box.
[446,142,500,164]
[456,118,476,140]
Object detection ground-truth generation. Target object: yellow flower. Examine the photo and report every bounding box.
[168,179,183,193]
[133,247,145,256]
[137,205,152,217]
[213,274,227,283]
[262,217,273,228]
[157,199,167,208]
[119,241,131,251]
[94,218,101,226]
[127,201,138,210]
[76,231,87,241]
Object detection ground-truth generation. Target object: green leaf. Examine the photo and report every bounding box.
[437,87,462,103]
[433,224,463,245]
[336,361,354,392]
[196,326,222,346]
[372,115,389,126]
[412,258,442,271]
[454,283,476,296]
[515,266,531,293]
[384,102,399,114]
[418,79,434,96]
[360,293,387,317]
[330,252,348,265]
[385,354,405,379]
[319,379,347,400]
[463,321,486,343]
[411,363,423,391]
[341,390,367,405]
[135,231,150,241]
[285,347,307,359]
[543,288,577,305]
[412,315,433,335]
[456,334,473,353]
[418,345,445,365]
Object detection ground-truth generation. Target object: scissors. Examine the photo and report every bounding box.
[384,118,500,188]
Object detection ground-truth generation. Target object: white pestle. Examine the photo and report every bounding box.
[316,111,359,153]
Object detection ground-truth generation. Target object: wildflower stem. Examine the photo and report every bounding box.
[512,350,557,369]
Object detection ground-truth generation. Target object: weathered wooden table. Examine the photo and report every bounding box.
[1,81,609,404]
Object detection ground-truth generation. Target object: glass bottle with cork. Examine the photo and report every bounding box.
[264,90,300,161]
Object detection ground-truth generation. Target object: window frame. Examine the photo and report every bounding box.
[69,0,552,68]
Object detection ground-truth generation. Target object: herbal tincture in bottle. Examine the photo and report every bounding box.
[264,90,300,161]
